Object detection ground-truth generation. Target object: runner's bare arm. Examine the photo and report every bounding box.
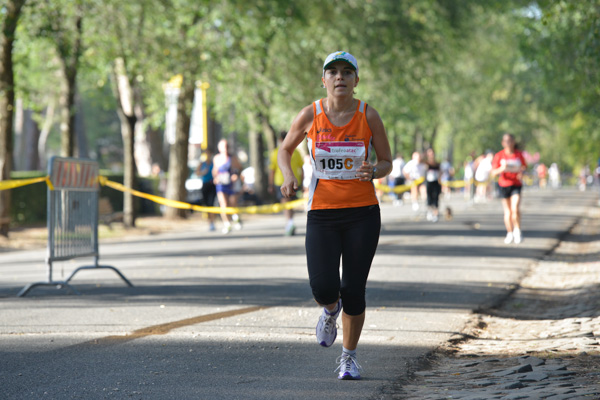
[359,105,392,182]
[491,163,506,178]
[232,156,243,172]
[278,105,314,198]
[231,156,243,182]
[212,154,220,180]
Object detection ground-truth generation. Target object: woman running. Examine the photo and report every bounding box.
[491,133,527,244]
[278,51,392,380]
[213,139,243,234]
[424,148,441,222]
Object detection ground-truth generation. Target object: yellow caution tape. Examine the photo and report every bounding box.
[99,176,306,215]
[0,173,532,216]
[443,180,469,189]
[376,177,497,193]
[375,177,425,194]
[0,176,52,191]
[442,178,496,188]
[473,179,495,187]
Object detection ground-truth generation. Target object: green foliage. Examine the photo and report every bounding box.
[9,171,47,225]
[6,0,600,179]
[519,0,600,170]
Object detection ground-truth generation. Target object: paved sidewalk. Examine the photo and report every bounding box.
[0,189,597,399]
[394,207,600,399]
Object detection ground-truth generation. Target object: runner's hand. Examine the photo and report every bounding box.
[280,176,299,198]
[356,161,374,182]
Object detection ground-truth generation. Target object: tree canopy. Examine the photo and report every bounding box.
[4,0,600,176]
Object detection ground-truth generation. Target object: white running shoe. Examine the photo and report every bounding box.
[504,232,513,244]
[316,299,341,347]
[336,352,362,380]
[284,222,296,236]
[412,202,419,211]
[513,228,522,244]
[222,223,231,234]
[232,214,242,230]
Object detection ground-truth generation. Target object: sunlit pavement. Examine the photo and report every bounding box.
[1,188,597,399]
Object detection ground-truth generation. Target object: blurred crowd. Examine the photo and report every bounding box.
[149,139,600,232]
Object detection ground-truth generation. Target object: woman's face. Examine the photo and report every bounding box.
[321,61,359,97]
[502,135,515,150]
[218,140,229,154]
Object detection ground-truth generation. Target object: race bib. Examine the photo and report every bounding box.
[313,141,366,180]
[217,172,231,185]
[503,158,522,173]
[427,170,439,182]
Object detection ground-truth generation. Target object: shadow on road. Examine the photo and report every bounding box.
[1,276,514,314]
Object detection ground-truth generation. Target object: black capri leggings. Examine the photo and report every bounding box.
[305,205,381,316]
[426,181,441,208]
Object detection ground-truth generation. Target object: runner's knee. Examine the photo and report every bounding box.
[340,285,366,316]
[310,279,340,307]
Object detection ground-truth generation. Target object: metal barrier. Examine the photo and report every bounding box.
[17,157,133,297]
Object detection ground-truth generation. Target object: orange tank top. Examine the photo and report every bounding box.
[306,98,378,211]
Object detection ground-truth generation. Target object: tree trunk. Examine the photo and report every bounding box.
[259,112,277,154]
[427,125,438,151]
[146,126,166,171]
[38,101,55,169]
[206,110,220,153]
[74,92,88,159]
[13,99,41,170]
[248,113,268,202]
[59,67,77,157]
[13,97,23,170]
[112,58,138,227]
[446,131,455,165]
[120,113,137,227]
[57,8,82,158]
[132,86,153,177]
[413,127,423,153]
[164,78,194,219]
[134,131,153,177]
[0,0,26,237]
[23,111,40,171]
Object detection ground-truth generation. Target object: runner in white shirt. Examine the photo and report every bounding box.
[389,154,405,206]
[475,151,494,202]
[403,152,426,211]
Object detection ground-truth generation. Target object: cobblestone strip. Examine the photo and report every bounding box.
[388,208,600,400]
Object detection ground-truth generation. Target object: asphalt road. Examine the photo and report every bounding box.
[0,188,597,400]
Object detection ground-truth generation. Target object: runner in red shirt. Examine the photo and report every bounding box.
[491,133,527,244]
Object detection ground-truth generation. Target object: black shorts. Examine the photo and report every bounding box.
[201,181,217,207]
[393,176,406,186]
[499,185,522,199]
[305,205,380,316]
[426,181,441,208]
